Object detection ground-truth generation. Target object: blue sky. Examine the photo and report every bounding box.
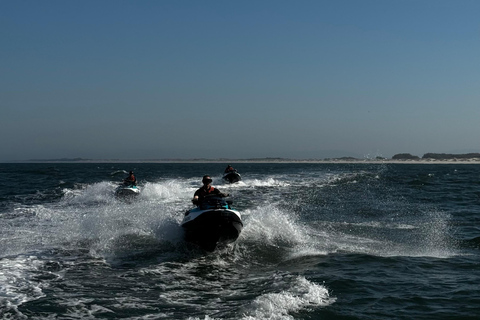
[1,0,479,161]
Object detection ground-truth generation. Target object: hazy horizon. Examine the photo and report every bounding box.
[2,1,479,162]
[6,150,480,163]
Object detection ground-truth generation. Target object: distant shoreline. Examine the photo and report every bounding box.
[4,153,480,164]
[5,158,480,164]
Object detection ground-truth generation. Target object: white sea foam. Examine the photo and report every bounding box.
[0,255,46,317]
[241,204,310,247]
[139,179,193,203]
[0,179,192,261]
[246,178,291,187]
[240,276,335,320]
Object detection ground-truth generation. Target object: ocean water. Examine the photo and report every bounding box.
[0,162,478,319]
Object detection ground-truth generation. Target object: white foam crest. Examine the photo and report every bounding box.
[61,181,116,204]
[4,179,196,259]
[241,205,310,247]
[186,316,218,320]
[72,198,186,258]
[240,276,335,320]
[243,178,290,188]
[61,187,81,199]
[1,204,60,257]
[139,179,193,203]
[0,255,45,313]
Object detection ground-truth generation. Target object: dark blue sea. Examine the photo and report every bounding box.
[1,162,479,319]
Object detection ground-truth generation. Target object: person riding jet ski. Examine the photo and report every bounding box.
[123,171,137,186]
[192,175,228,205]
[224,165,236,173]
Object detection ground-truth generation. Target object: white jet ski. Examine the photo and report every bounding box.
[181,195,243,252]
[115,184,140,198]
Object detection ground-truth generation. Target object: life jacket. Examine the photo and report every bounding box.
[196,186,215,198]
[205,186,214,193]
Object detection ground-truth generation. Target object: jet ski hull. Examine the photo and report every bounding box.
[223,172,241,183]
[181,208,243,252]
[115,185,140,198]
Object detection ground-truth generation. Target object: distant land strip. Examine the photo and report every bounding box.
[16,153,480,163]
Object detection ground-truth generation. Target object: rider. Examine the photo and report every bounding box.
[224,165,235,173]
[123,171,137,186]
[192,175,228,205]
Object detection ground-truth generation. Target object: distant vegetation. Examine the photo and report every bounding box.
[392,153,421,160]
[422,153,480,160]
[392,153,480,160]
[22,153,480,162]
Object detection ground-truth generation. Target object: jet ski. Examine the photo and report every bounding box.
[181,195,243,252]
[223,170,241,183]
[115,184,140,198]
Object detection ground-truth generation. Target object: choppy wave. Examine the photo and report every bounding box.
[239,275,335,320]
[0,255,46,319]
[1,163,478,319]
